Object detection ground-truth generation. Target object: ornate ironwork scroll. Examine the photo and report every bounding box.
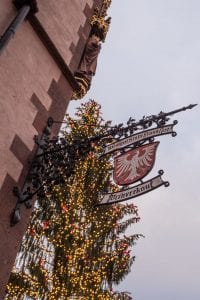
[10,104,196,224]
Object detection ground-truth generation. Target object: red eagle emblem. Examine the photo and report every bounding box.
[113,142,159,185]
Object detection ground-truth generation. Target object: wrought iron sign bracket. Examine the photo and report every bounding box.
[10,117,53,226]
[10,117,96,226]
[10,104,197,225]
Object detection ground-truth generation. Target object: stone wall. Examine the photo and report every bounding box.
[0,0,102,297]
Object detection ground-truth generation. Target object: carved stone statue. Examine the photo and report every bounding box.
[75,34,101,86]
[72,2,111,100]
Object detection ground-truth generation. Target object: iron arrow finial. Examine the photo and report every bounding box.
[187,104,198,110]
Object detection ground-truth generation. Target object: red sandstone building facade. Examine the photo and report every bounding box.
[0,0,110,297]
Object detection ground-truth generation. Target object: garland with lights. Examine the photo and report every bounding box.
[6,101,142,299]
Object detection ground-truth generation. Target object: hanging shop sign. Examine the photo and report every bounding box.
[98,139,169,206]
[97,126,178,205]
[99,172,168,205]
[101,124,174,156]
[97,104,197,206]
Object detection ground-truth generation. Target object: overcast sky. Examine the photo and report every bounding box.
[68,1,200,299]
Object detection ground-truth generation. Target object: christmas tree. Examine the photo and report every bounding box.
[6,100,142,299]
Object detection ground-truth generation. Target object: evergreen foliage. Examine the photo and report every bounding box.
[6,101,142,299]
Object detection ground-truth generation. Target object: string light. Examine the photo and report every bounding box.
[5,101,142,300]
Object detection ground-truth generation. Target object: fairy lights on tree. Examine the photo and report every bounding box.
[6,101,142,299]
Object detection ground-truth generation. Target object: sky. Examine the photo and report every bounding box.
[68,1,200,299]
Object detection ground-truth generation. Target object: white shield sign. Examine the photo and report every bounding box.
[113,142,159,186]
